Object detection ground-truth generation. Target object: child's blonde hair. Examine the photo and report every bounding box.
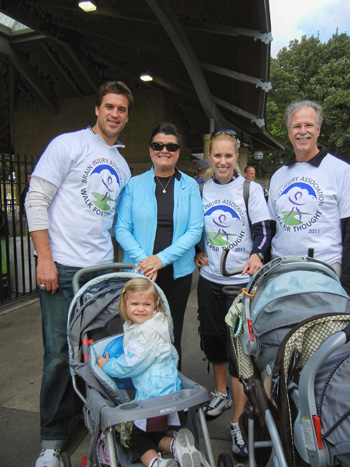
[119,277,165,321]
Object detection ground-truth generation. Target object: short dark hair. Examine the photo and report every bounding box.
[149,122,182,147]
[95,81,134,116]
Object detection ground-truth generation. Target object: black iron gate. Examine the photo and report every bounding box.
[0,153,37,305]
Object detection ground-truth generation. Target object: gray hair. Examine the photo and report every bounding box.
[284,100,323,128]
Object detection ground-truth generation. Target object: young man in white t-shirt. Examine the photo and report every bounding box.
[25,81,134,467]
[268,100,350,294]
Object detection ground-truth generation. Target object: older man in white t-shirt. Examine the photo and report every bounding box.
[268,100,350,294]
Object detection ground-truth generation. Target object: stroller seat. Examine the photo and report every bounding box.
[273,313,350,467]
[67,266,217,467]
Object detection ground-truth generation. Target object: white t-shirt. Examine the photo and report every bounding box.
[200,176,270,285]
[268,153,350,264]
[33,128,131,267]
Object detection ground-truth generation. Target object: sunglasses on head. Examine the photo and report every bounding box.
[150,142,180,152]
[210,129,237,139]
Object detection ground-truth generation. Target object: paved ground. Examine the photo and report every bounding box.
[0,271,248,467]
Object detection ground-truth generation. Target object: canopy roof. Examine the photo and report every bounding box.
[0,0,283,152]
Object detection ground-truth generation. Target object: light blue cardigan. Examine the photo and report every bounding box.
[115,167,203,279]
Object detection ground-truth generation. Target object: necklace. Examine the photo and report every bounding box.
[155,173,174,193]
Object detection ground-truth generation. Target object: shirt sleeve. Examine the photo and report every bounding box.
[250,220,271,258]
[25,176,58,231]
[115,181,149,262]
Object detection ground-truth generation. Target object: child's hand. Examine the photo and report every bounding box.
[98,352,109,370]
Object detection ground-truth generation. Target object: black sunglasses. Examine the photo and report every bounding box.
[210,129,237,139]
[150,142,180,152]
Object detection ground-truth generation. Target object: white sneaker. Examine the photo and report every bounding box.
[35,449,61,467]
[155,453,178,467]
[204,388,232,419]
[231,423,248,461]
[172,428,202,467]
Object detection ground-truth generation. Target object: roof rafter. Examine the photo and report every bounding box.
[200,61,272,92]
[0,35,57,112]
[145,0,229,130]
[185,22,273,45]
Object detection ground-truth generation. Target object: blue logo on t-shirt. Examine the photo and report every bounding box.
[204,205,242,246]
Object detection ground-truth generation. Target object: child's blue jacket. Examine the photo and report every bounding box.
[103,312,181,401]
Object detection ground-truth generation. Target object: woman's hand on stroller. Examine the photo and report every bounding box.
[98,352,109,371]
[140,255,163,280]
[194,251,208,268]
[242,254,263,276]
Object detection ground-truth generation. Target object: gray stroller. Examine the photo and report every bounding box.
[222,254,350,466]
[67,264,216,467]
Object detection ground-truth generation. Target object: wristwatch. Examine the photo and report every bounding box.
[254,252,264,261]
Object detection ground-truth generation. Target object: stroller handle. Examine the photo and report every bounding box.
[72,262,135,294]
[220,247,244,277]
[344,322,350,343]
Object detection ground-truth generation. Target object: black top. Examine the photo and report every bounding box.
[153,173,177,255]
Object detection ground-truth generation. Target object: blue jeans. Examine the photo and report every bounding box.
[39,263,97,449]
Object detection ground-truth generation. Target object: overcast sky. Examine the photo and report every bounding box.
[269,0,350,56]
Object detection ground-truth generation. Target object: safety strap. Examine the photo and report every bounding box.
[243,179,251,227]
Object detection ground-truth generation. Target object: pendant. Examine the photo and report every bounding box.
[163,189,166,193]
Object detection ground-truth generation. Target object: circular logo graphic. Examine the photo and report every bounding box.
[277,182,318,226]
[204,205,242,246]
[87,164,120,211]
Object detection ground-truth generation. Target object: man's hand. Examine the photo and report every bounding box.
[37,257,59,294]
[31,230,59,294]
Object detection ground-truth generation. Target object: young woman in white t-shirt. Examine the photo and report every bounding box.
[194,130,271,461]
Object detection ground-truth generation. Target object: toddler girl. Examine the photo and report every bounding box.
[98,277,201,467]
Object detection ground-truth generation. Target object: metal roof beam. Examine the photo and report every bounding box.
[200,61,272,92]
[9,32,46,44]
[41,44,82,97]
[145,0,227,129]
[0,35,57,112]
[185,22,273,45]
[63,45,97,94]
[213,96,265,128]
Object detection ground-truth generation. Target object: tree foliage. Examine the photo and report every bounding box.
[255,32,350,179]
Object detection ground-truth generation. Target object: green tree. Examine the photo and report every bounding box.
[264,32,350,174]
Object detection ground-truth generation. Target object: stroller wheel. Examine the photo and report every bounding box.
[60,451,72,467]
[217,453,233,467]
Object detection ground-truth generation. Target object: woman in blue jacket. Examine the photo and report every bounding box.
[115,122,203,368]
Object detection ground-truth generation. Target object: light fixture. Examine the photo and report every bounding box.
[140,73,153,82]
[253,150,264,161]
[78,2,97,12]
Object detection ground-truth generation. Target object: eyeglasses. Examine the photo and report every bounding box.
[150,142,180,152]
[210,129,237,139]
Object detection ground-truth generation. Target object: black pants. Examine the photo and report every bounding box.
[197,275,247,377]
[156,265,192,370]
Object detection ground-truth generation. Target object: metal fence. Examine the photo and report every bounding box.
[0,153,37,305]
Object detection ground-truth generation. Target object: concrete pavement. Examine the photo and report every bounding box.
[0,273,247,467]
